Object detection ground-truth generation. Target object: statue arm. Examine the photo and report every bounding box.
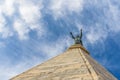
[80,29,82,39]
[70,32,75,39]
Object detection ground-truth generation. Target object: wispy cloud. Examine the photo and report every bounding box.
[0,58,42,80]
[38,36,72,58]
[0,36,72,80]
[0,14,13,38]
[0,42,6,48]
[48,0,84,19]
[0,0,120,42]
[76,0,120,44]
[0,0,45,40]
[0,0,15,16]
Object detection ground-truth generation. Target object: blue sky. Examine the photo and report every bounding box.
[0,0,120,80]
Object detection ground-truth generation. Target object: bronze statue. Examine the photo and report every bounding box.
[70,29,83,45]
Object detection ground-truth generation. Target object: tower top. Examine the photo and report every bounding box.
[68,44,89,55]
[10,43,117,80]
[10,29,117,80]
[70,29,83,45]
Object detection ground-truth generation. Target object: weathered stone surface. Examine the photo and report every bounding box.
[10,44,117,80]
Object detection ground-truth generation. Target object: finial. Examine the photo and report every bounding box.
[70,29,83,45]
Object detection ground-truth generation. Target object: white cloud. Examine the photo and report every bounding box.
[0,36,72,80]
[0,0,15,16]
[75,0,120,44]
[86,24,108,44]
[0,0,14,38]
[49,0,84,18]
[14,19,29,40]
[0,54,43,80]
[18,1,42,25]
[0,0,46,40]
[0,27,13,38]
[0,15,13,38]
[106,0,120,32]
[38,36,72,58]
[14,0,45,39]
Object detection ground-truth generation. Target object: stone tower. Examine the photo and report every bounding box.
[10,31,117,80]
[10,44,117,80]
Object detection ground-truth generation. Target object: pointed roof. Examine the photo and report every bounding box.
[10,44,117,80]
